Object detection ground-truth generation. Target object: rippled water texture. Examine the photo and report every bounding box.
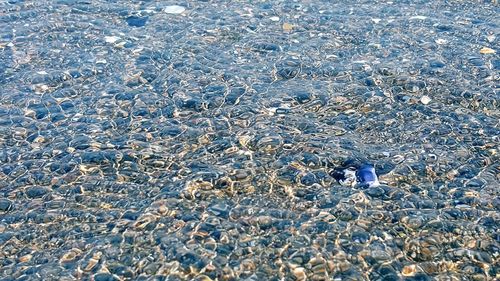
[0,0,499,280]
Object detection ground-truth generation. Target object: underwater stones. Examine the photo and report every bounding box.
[25,186,50,199]
[208,202,230,218]
[291,266,307,281]
[0,1,498,280]
[275,59,301,79]
[107,263,134,279]
[60,248,83,264]
[225,87,246,105]
[93,273,119,281]
[125,16,148,27]
[300,172,318,186]
[364,186,386,198]
[0,198,13,212]
[291,91,312,104]
[405,236,441,262]
[69,135,92,150]
[255,135,283,153]
[252,42,281,53]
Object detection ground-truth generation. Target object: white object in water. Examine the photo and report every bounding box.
[164,5,186,14]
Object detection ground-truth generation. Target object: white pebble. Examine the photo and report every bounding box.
[164,5,185,14]
[435,38,447,45]
[420,95,431,105]
[270,16,280,22]
[104,36,120,43]
[409,15,427,20]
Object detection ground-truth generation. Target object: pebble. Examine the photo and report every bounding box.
[409,15,427,20]
[479,47,495,54]
[292,267,307,281]
[270,16,280,22]
[104,36,121,43]
[282,23,294,32]
[0,199,13,212]
[402,265,417,276]
[25,186,50,199]
[125,16,148,27]
[420,95,431,105]
[164,5,186,14]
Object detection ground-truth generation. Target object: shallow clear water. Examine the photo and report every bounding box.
[0,1,499,280]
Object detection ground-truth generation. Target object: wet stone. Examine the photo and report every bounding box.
[291,91,312,104]
[93,273,119,281]
[300,172,318,186]
[125,16,148,27]
[25,186,50,199]
[364,186,385,198]
[208,202,230,218]
[0,199,13,212]
[252,42,281,53]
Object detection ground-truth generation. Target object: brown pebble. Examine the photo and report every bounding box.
[19,254,32,263]
[292,267,307,281]
[402,265,416,276]
[60,248,82,263]
[283,23,294,32]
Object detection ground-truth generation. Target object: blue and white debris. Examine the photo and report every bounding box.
[356,164,380,187]
[330,163,381,187]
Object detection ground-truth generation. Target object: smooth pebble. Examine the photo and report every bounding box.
[164,5,186,14]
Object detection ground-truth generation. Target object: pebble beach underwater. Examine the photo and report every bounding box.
[0,1,499,280]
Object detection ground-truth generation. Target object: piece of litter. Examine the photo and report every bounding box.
[357,164,380,187]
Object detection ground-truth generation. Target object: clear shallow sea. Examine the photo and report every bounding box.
[0,1,499,280]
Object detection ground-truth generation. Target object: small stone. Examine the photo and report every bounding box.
[270,16,280,22]
[126,16,148,27]
[479,47,495,54]
[94,273,119,281]
[282,23,294,32]
[19,254,32,263]
[435,38,447,45]
[0,199,13,212]
[26,186,50,199]
[104,36,120,43]
[158,205,168,215]
[409,15,427,20]
[256,216,272,230]
[402,265,417,276]
[60,248,83,263]
[420,95,431,105]
[164,5,185,14]
[292,267,307,281]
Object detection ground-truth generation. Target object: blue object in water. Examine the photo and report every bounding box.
[357,164,380,187]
